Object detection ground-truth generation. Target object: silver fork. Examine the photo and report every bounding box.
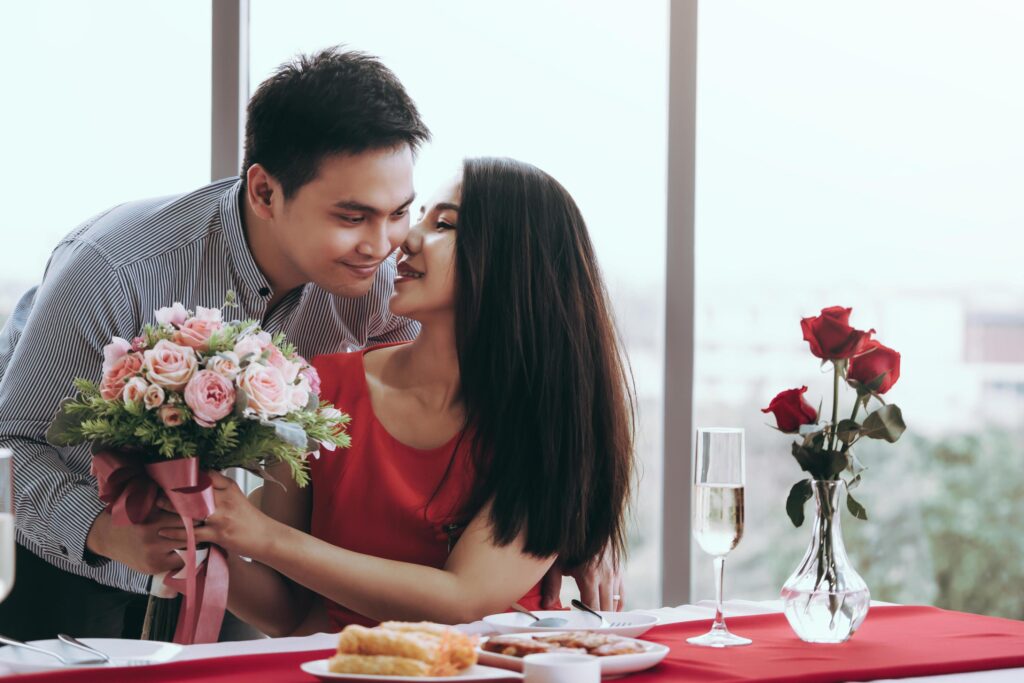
[570,599,632,628]
[57,635,153,667]
[0,634,106,666]
[57,634,111,663]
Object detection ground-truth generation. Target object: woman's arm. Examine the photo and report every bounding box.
[175,464,318,637]
[223,554,313,637]
[163,472,554,625]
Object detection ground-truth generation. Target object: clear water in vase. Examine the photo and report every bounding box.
[781,585,870,643]
[780,479,870,643]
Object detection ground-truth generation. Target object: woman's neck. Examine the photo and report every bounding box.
[386,320,462,412]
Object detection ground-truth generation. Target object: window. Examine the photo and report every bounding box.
[251,0,669,607]
[693,1,1024,618]
[0,1,211,313]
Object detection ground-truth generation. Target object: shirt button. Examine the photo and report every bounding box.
[258,286,271,297]
[58,544,68,555]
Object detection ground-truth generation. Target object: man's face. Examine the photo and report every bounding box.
[274,145,415,298]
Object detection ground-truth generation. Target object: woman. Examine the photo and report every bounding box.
[160,157,634,635]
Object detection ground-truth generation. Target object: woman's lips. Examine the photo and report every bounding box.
[395,261,424,283]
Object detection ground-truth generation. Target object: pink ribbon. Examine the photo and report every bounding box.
[92,451,228,644]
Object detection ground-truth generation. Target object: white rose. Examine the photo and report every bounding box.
[193,305,223,323]
[154,302,188,327]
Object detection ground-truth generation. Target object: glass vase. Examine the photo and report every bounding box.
[780,479,869,643]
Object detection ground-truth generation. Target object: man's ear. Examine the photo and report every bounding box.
[246,164,278,220]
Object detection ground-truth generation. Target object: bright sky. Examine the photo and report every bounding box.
[696,1,1024,291]
[0,0,668,293]
[3,1,1019,295]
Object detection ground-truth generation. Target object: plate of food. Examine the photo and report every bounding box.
[300,621,522,681]
[477,631,668,677]
[481,611,658,638]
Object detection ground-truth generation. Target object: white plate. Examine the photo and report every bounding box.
[481,611,658,638]
[300,659,523,681]
[476,632,668,677]
[0,638,182,674]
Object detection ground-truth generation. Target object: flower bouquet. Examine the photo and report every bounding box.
[762,305,906,642]
[46,292,350,644]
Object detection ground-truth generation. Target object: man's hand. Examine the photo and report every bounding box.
[85,509,186,575]
[540,547,624,612]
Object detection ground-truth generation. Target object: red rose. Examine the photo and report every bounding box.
[800,306,874,360]
[762,386,818,433]
[848,339,901,394]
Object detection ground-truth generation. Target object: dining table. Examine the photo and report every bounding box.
[0,599,1021,682]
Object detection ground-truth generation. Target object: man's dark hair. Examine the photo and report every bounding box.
[241,47,430,198]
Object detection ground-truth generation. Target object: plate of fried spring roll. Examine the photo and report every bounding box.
[301,622,522,681]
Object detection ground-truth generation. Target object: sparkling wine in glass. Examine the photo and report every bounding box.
[688,428,751,647]
[0,449,14,603]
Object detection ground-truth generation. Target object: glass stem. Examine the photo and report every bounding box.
[713,555,727,631]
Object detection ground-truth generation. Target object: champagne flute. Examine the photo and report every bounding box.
[688,428,751,647]
[0,449,14,603]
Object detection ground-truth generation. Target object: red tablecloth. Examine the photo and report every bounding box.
[629,605,1024,683]
[4,605,1024,682]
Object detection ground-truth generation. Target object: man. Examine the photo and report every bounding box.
[0,48,616,640]
[0,48,425,639]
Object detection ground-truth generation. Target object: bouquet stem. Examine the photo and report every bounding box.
[141,594,181,641]
[140,571,182,641]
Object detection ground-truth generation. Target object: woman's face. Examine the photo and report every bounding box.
[389,176,460,321]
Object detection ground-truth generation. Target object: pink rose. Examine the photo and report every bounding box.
[299,362,321,397]
[267,346,301,384]
[143,383,165,410]
[102,337,132,375]
[121,377,148,405]
[143,339,198,391]
[206,352,242,381]
[233,332,272,360]
[288,386,309,412]
[100,353,143,400]
[238,363,289,417]
[184,370,236,428]
[158,404,186,427]
[173,318,223,351]
[154,302,188,327]
[130,336,148,352]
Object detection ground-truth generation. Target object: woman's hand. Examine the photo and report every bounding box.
[541,546,625,612]
[156,471,276,559]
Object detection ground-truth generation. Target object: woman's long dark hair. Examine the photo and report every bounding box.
[454,157,635,568]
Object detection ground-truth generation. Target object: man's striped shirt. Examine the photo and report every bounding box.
[0,178,419,594]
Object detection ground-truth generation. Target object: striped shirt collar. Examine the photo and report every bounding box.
[218,179,273,302]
